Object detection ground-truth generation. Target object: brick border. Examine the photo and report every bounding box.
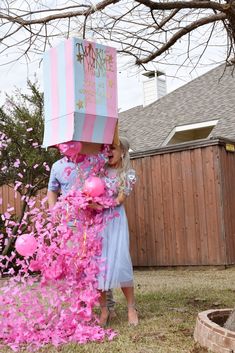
[194,309,235,353]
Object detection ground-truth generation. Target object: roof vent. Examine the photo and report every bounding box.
[142,70,167,107]
[162,120,218,146]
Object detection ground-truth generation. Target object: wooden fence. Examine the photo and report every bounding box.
[1,138,235,266]
[0,186,47,217]
[125,138,235,266]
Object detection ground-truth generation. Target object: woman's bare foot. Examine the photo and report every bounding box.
[128,305,138,326]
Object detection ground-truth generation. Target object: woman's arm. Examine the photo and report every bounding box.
[115,191,127,205]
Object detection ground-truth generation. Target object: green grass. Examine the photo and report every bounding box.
[2,267,235,353]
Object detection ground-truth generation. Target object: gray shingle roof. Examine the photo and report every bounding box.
[119,64,235,152]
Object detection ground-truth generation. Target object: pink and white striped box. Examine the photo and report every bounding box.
[43,38,117,147]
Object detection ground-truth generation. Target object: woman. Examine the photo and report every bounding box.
[98,136,138,326]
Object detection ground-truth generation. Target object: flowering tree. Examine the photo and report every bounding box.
[0,0,234,71]
[0,81,60,255]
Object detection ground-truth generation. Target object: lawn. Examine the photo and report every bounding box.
[2,267,235,353]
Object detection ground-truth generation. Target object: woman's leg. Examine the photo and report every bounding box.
[121,286,138,325]
[99,290,110,326]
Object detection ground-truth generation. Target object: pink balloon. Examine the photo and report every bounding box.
[57,141,82,158]
[84,176,105,197]
[15,234,38,257]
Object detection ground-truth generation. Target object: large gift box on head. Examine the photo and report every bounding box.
[43,38,118,148]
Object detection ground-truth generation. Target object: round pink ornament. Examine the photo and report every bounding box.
[57,141,82,157]
[15,234,38,257]
[84,176,105,197]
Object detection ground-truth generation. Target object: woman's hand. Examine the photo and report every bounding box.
[88,202,104,211]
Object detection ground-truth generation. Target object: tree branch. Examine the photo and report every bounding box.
[136,0,225,12]
[136,12,227,65]
[0,0,121,26]
[0,0,234,73]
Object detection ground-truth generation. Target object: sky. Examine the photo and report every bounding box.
[0,54,222,113]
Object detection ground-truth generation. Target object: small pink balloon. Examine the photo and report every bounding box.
[15,234,37,257]
[84,176,105,197]
[57,141,82,158]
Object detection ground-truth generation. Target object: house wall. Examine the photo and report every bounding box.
[126,142,231,266]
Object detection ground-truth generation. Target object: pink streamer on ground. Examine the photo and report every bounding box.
[0,149,117,351]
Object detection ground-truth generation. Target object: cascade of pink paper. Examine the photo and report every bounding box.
[0,150,117,351]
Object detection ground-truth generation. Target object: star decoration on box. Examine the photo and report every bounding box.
[77,100,84,109]
[76,53,84,63]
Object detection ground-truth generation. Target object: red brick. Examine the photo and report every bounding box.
[194,309,235,353]
[212,326,227,335]
[225,330,235,339]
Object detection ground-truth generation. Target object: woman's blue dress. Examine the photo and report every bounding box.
[98,168,136,291]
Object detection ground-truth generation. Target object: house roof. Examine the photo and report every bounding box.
[119,64,235,152]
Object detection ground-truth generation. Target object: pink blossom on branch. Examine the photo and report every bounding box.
[13,159,20,168]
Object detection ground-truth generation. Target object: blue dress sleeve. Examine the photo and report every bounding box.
[48,163,60,192]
